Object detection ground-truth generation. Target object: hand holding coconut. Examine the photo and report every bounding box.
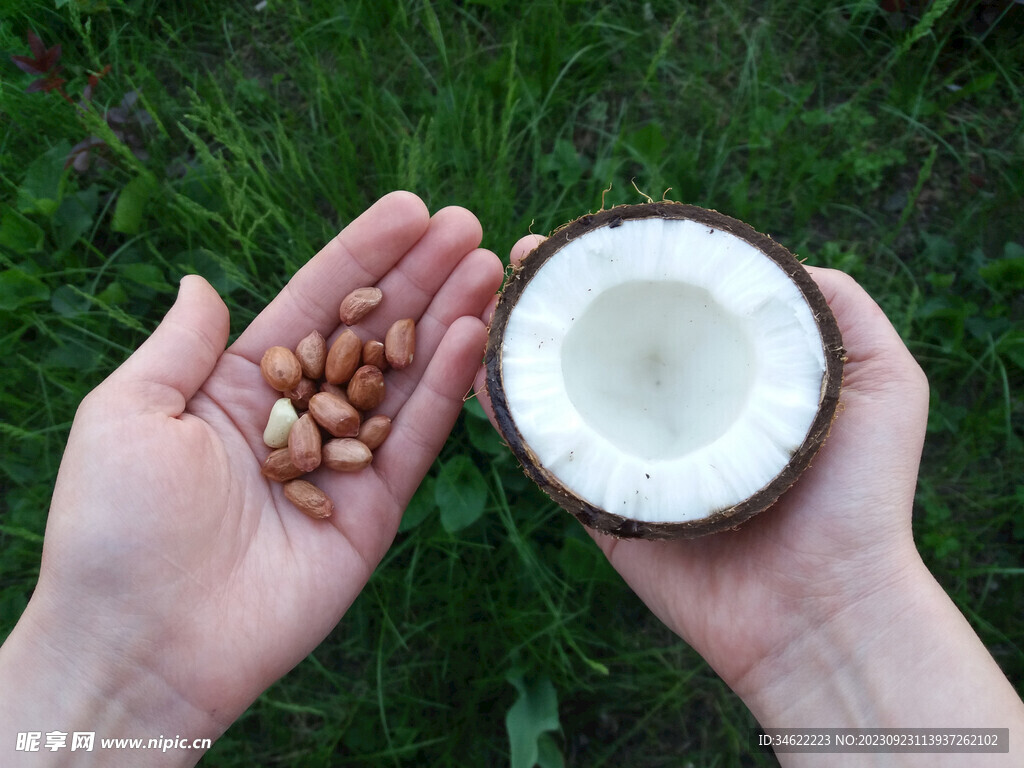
[0,192,505,754]
[476,226,1024,754]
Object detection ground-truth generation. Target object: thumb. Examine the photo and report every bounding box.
[105,274,230,415]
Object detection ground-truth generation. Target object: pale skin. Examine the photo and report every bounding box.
[1,196,1021,765]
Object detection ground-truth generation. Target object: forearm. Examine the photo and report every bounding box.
[0,601,218,767]
[736,561,1024,766]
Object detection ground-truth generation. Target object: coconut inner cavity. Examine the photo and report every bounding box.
[561,280,754,460]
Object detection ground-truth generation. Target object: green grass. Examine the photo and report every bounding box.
[2,0,1023,765]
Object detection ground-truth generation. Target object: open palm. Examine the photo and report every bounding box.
[31,192,504,736]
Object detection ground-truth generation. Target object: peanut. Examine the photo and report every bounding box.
[285,377,317,411]
[325,329,362,384]
[288,413,322,473]
[261,346,303,391]
[263,398,299,448]
[339,287,383,325]
[322,438,373,472]
[347,365,386,411]
[362,339,388,371]
[357,414,392,450]
[260,289,418,519]
[295,330,327,380]
[308,391,360,437]
[384,318,415,370]
[261,448,305,482]
[283,479,334,520]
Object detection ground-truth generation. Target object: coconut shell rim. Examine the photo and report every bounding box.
[484,202,845,540]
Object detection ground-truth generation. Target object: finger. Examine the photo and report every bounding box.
[379,247,504,413]
[338,206,485,344]
[474,233,547,425]
[511,234,545,266]
[332,316,489,563]
[797,266,929,513]
[231,191,431,358]
[806,267,927,395]
[377,315,488,497]
[479,234,545,329]
[104,275,230,415]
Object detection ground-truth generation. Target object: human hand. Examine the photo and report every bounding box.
[476,234,1024,761]
[574,261,932,691]
[0,191,504,761]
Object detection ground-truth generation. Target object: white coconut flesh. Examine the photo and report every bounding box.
[498,217,828,524]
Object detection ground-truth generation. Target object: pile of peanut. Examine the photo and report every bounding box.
[259,286,415,520]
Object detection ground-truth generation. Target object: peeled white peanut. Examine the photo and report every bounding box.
[263,397,299,448]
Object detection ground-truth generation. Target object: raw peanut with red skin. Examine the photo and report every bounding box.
[288,413,322,473]
[283,479,334,519]
[339,287,383,325]
[322,438,373,472]
[261,448,305,482]
[358,414,392,450]
[347,365,386,410]
[325,329,362,384]
[294,330,327,380]
[259,313,401,501]
[384,318,415,370]
[286,377,317,411]
[319,381,348,400]
[261,346,303,391]
[362,339,388,371]
[308,391,361,437]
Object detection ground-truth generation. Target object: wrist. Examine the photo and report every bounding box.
[0,596,221,767]
[735,555,931,726]
[734,557,1024,765]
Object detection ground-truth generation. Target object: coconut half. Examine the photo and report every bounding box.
[485,202,844,539]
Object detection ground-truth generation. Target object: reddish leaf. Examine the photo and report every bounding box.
[65,135,106,171]
[26,74,67,95]
[10,30,63,84]
[11,55,46,75]
[27,29,46,60]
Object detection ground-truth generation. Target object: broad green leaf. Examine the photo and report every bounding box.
[0,207,45,254]
[53,186,99,252]
[435,455,488,532]
[43,343,102,372]
[463,396,489,421]
[998,331,1024,371]
[16,142,68,216]
[536,733,565,768]
[51,284,92,317]
[112,174,158,234]
[506,671,561,768]
[122,262,173,292]
[557,536,616,583]
[978,255,1024,294]
[462,400,514,460]
[0,268,49,311]
[97,281,128,305]
[625,123,669,165]
[539,138,585,187]
[399,475,437,532]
